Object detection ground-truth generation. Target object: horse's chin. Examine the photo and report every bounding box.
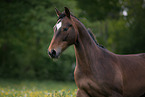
[49,51,61,59]
[49,55,58,59]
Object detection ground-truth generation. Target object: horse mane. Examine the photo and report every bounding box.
[87,28,105,48]
[57,13,104,48]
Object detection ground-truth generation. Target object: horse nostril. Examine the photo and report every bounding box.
[51,49,56,56]
[48,49,57,58]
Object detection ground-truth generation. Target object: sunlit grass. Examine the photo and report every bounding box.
[0,79,77,97]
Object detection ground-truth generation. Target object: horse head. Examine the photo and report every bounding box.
[48,7,78,58]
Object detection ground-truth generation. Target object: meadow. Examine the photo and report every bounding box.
[0,79,77,97]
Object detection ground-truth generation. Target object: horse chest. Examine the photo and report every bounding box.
[74,66,94,88]
[75,74,113,97]
[74,65,121,96]
[74,68,108,96]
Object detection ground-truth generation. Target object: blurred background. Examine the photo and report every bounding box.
[0,0,145,81]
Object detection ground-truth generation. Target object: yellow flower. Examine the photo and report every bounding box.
[5,92,8,95]
[1,93,4,96]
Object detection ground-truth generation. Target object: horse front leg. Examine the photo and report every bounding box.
[76,89,89,97]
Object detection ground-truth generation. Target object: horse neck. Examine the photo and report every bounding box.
[73,17,103,71]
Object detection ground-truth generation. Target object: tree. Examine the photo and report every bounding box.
[0,0,77,80]
[76,0,121,21]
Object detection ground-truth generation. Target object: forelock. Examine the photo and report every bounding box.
[57,13,66,20]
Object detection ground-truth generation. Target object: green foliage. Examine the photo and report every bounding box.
[0,0,145,80]
[0,0,76,80]
[76,0,121,21]
[78,0,145,54]
[123,0,145,53]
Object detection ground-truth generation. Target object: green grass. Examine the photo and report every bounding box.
[0,79,77,97]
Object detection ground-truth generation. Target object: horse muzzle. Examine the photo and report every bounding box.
[48,48,61,59]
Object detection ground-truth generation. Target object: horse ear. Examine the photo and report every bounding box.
[64,7,70,18]
[55,8,61,17]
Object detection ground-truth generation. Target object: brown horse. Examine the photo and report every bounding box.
[48,7,145,97]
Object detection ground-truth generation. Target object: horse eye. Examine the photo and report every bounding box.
[63,28,68,31]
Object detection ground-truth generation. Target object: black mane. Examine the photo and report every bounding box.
[58,12,66,20]
[87,29,104,48]
[58,12,79,20]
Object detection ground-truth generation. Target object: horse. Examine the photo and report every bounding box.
[48,7,145,97]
